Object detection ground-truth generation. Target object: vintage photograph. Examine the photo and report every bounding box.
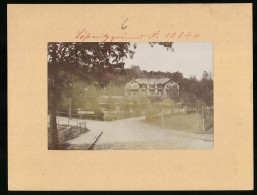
[48,42,213,150]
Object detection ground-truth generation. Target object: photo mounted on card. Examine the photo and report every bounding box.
[48,42,213,150]
[8,4,253,190]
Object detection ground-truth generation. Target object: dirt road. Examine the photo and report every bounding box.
[59,116,213,150]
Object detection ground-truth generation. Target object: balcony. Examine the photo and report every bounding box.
[126,85,139,90]
[126,88,139,91]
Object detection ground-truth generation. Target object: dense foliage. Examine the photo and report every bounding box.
[48,42,213,148]
[56,67,213,111]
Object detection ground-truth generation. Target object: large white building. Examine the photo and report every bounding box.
[125,78,179,97]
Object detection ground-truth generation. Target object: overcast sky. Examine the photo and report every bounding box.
[124,42,213,79]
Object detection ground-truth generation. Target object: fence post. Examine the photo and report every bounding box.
[69,97,72,120]
[161,109,164,128]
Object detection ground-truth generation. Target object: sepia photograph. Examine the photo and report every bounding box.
[7,3,253,191]
[48,42,213,150]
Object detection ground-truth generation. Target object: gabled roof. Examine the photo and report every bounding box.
[134,78,171,85]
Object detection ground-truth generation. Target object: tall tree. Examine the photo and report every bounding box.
[48,42,134,148]
[48,42,174,148]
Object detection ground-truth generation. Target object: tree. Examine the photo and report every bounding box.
[130,65,141,76]
[176,71,213,131]
[48,42,135,149]
[48,42,174,148]
[190,72,213,131]
[168,71,183,82]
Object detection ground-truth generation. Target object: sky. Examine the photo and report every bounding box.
[124,42,213,79]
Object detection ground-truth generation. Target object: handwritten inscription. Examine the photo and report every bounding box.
[121,18,128,30]
[75,28,201,42]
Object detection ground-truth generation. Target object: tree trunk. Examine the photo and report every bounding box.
[48,44,59,149]
[49,87,59,149]
[201,103,205,132]
[49,107,58,149]
[196,109,199,127]
[161,108,164,128]
[202,117,205,132]
[69,97,72,119]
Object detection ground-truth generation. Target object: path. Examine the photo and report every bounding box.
[59,116,213,150]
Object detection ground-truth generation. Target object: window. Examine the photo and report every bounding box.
[157,84,163,88]
[140,84,146,88]
[173,85,178,89]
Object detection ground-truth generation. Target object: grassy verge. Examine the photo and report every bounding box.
[142,112,213,134]
[48,125,89,149]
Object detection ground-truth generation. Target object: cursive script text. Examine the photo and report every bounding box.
[75,28,201,42]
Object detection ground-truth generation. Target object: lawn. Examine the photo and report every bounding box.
[142,112,213,134]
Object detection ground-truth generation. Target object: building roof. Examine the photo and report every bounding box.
[134,78,171,85]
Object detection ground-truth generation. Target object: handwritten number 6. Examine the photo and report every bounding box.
[122,18,128,30]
